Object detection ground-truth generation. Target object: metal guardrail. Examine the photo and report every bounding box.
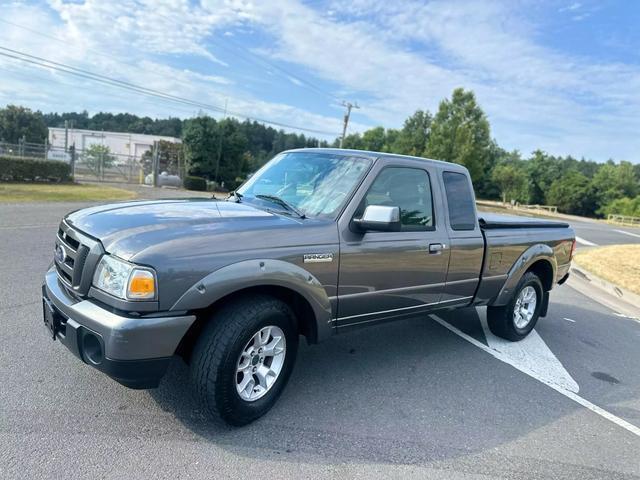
[515,204,558,214]
[607,214,640,227]
[476,200,559,215]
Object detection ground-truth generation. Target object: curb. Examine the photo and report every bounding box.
[569,266,640,319]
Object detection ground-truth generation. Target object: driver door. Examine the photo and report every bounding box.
[336,162,450,329]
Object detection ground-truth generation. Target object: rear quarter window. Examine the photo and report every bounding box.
[443,171,477,231]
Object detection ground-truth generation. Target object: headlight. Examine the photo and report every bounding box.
[93,255,156,300]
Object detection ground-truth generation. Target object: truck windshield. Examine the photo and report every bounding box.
[236,152,372,218]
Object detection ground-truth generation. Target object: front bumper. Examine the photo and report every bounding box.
[42,267,196,389]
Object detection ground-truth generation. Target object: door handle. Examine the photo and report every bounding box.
[429,243,446,254]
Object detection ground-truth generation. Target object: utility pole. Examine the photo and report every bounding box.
[64,120,69,152]
[152,141,159,187]
[339,101,359,148]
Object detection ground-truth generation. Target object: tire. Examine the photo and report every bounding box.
[487,272,544,342]
[190,294,298,426]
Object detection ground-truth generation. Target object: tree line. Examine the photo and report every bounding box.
[1,90,639,218]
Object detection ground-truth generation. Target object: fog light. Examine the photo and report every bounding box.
[83,332,103,365]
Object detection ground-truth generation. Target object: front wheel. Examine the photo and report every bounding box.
[190,295,298,426]
[487,272,544,341]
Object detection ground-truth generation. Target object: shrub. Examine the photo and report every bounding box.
[601,196,640,218]
[206,180,219,192]
[183,175,207,191]
[225,178,245,191]
[0,156,71,182]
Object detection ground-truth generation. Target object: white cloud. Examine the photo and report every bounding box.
[0,0,638,161]
[244,0,640,161]
[0,0,350,136]
[559,2,582,12]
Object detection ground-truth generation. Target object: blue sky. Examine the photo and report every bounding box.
[0,0,639,162]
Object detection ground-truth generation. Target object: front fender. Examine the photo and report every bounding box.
[491,244,557,306]
[170,259,333,342]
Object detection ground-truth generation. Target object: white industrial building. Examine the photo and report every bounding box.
[48,127,180,159]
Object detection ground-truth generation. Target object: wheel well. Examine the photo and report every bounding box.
[526,260,553,291]
[175,285,318,362]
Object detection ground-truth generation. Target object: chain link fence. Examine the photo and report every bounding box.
[0,140,185,185]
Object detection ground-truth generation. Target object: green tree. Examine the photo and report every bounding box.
[182,116,220,179]
[591,161,639,214]
[216,118,249,188]
[600,196,640,218]
[392,110,432,156]
[546,171,597,216]
[361,127,387,152]
[491,163,529,203]
[383,128,400,152]
[0,105,48,143]
[425,88,492,184]
[339,133,364,150]
[182,116,249,187]
[139,140,183,175]
[527,150,565,204]
[84,144,115,176]
[476,143,522,200]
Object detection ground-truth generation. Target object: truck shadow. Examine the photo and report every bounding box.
[146,305,619,469]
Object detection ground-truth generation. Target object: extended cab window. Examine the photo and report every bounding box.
[442,171,477,231]
[360,167,434,231]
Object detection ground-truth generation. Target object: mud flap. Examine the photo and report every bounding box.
[540,291,550,317]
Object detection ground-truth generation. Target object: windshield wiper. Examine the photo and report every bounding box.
[227,191,243,203]
[255,194,306,219]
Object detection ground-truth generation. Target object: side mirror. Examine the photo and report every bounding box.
[352,205,401,232]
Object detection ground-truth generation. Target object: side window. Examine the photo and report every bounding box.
[442,171,476,231]
[359,167,434,231]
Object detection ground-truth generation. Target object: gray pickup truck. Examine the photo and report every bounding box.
[43,148,575,425]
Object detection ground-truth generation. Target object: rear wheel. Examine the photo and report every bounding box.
[487,272,543,341]
[190,295,298,426]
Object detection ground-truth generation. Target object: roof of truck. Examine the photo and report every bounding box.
[282,148,469,173]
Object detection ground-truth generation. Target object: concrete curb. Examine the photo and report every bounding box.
[571,266,640,306]
[568,266,640,320]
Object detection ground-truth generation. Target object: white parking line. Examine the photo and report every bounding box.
[575,236,598,246]
[614,229,640,239]
[563,317,576,323]
[479,314,579,392]
[431,314,640,438]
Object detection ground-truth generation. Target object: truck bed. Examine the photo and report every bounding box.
[472,212,574,305]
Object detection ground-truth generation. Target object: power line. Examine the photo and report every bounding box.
[0,46,338,136]
[0,17,343,106]
[0,64,201,119]
[209,34,344,104]
[145,11,345,104]
[0,46,226,113]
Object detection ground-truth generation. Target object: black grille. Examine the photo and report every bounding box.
[54,221,102,296]
[55,262,72,284]
[73,245,90,285]
[58,227,80,250]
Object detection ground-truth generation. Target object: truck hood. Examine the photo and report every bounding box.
[65,199,302,260]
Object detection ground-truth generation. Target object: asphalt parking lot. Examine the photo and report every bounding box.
[1,200,639,479]
[568,217,640,247]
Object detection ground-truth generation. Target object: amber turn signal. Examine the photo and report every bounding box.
[127,270,156,300]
